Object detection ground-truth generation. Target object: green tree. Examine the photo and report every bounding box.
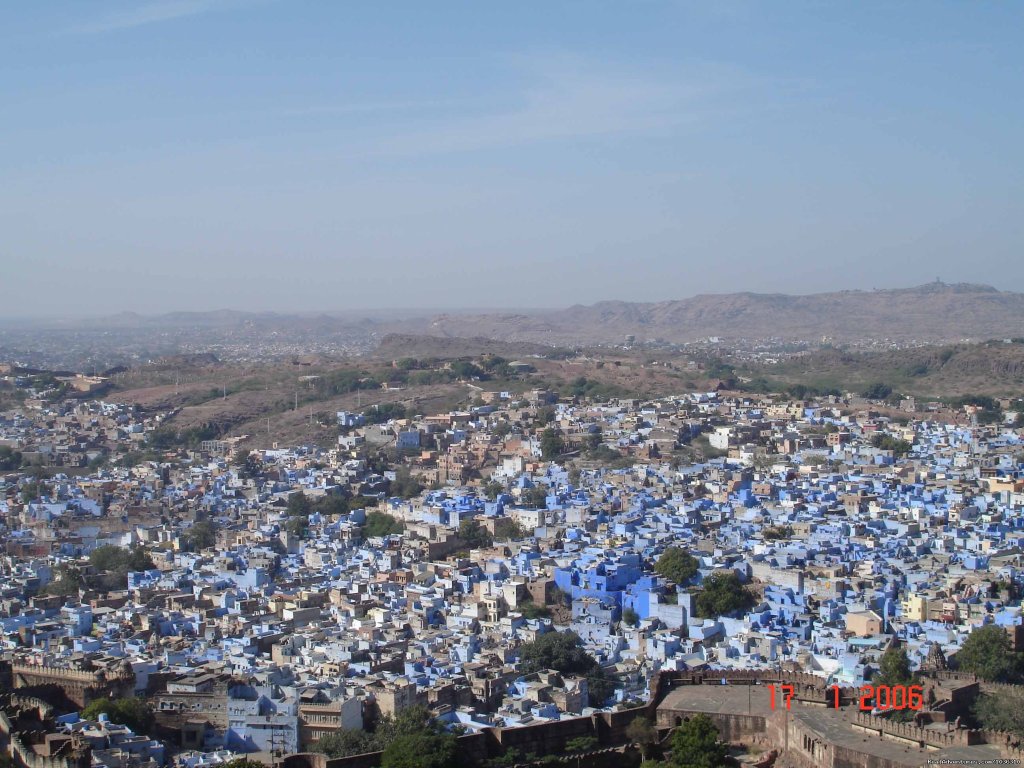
[954,625,1024,682]
[235,450,262,480]
[568,466,582,486]
[668,714,727,768]
[483,480,505,501]
[81,698,154,734]
[287,491,312,516]
[45,564,83,596]
[223,760,267,768]
[540,427,565,459]
[285,515,307,537]
[655,548,699,585]
[363,511,404,538]
[20,480,42,504]
[0,446,23,471]
[316,729,377,758]
[861,382,893,400]
[694,571,757,618]
[874,645,913,687]
[458,519,493,549]
[89,545,154,574]
[625,716,659,761]
[520,602,551,620]
[565,736,598,753]
[518,631,617,707]
[535,406,556,426]
[390,468,424,499]
[973,689,1024,737]
[871,433,913,457]
[522,484,549,508]
[181,519,217,551]
[622,607,640,627]
[380,731,457,768]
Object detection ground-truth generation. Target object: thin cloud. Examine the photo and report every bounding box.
[283,99,467,118]
[66,0,242,35]
[344,54,764,159]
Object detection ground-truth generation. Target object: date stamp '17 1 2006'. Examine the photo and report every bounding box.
[767,683,925,711]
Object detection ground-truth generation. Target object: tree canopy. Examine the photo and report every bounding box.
[390,468,424,499]
[954,625,1024,683]
[654,548,699,585]
[181,519,217,551]
[363,511,404,538]
[317,706,457,768]
[81,698,154,734]
[694,571,757,618]
[874,645,913,687]
[517,631,616,706]
[540,427,565,459]
[458,519,493,549]
[973,689,1024,737]
[668,714,728,768]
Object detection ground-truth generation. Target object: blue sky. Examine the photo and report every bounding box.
[1,1,1021,315]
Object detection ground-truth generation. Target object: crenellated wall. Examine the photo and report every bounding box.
[0,694,91,768]
[9,662,134,709]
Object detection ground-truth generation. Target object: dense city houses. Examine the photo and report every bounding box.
[1,372,1024,767]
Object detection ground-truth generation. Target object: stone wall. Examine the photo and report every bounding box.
[9,662,134,709]
[0,694,91,768]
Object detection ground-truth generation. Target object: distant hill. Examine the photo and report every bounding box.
[756,340,1024,398]
[373,334,564,360]
[12,283,1024,348]
[410,283,1024,344]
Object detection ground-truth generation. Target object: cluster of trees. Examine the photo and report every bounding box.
[954,624,1024,683]
[81,697,154,734]
[518,601,551,620]
[861,382,894,400]
[951,394,1005,425]
[871,433,913,457]
[956,626,1024,735]
[283,491,374,536]
[363,510,404,538]
[569,376,629,401]
[786,383,843,400]
[540,427,565,459]
[693,572,757,619]
[517,630,617,707]
[874,645,913,685]
[148,423,220,450]
[322,369,384,397]
[457,519,493,549]
[0,446,23,470]
[654,548,699,585]
[180,519,217,551]
[232,448,263,479]
[317,706,458,768]
[520,484,550,508]
[389,355,531,385]
[365,402,408,425]
[663,713,729,768]
[90,544,154,573]
[390,468,424,498]
[20,479,45,503]
[47,545,155,595]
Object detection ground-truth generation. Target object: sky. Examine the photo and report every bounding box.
[1,1,1022,316]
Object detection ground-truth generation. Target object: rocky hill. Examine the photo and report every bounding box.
[412,283,1024,344]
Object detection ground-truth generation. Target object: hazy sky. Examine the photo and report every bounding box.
[1,1,1021,316]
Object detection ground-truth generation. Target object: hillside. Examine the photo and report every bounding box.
[412,283,1024,344]
[752,340,1024,398]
